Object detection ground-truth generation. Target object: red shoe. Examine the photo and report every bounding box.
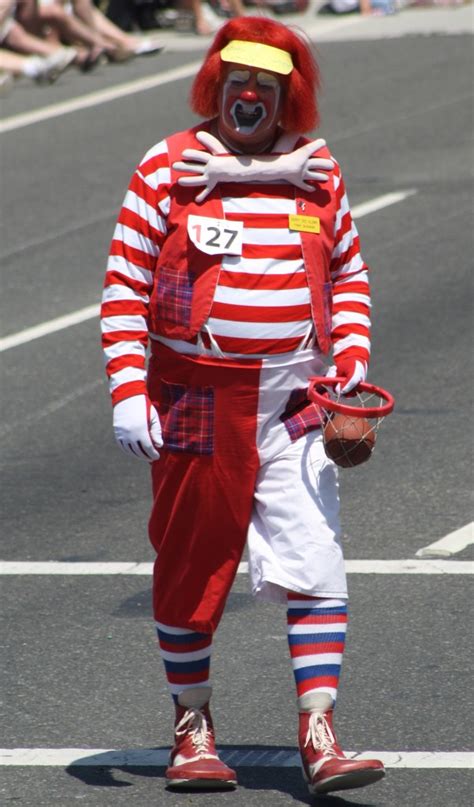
[166,687,237,790]
[298,694,385,795]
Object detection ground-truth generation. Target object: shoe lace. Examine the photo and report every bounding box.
[305,712,337,757]
[175,707,213,756]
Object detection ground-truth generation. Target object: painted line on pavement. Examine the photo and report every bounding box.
[352,189,417,219]
[0,62,202,134]
[0,560,472,575]
[0,304,99,352]
[0,748,471,768]
[0,190,416,354]
[344,559,472,575]
[416,522,473,558]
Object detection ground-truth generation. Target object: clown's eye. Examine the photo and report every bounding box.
[257,72,279,89]
[228,70,250,85]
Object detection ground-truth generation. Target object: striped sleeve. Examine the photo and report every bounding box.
[101,140,171,406]
[329,163,371,366]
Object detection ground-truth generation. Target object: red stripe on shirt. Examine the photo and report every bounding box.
[102,329,148,347]
[242,243,302,260]
[111,380,147,405]
[201,333,304,355]
[118,206,165,247]
[224,212,292,228]
[104,271,151,295]
[218,271,307,290]
[109,239,157,271]
[211,301,311,323]
[220,182,295,198]
[106,354,146,378]
[101,300,149,318]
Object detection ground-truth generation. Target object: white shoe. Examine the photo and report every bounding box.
[38,47,77,83]
[132,38,164,56]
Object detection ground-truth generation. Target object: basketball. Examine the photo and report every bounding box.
[323,413,376,468]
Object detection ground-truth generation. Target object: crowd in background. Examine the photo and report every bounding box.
[0,0,169,89]
[0,0,463,93]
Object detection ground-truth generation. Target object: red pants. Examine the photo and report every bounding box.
[147,343,262,633]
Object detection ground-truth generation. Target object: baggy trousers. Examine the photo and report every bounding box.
[148,342,347,634]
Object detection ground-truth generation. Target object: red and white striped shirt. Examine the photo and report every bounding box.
[101,138,371,405]
[206,187,312,356]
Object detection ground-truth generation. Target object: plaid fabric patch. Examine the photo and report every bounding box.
[156,264,194,327]
[160,381,214,455]
[280,388,322,443]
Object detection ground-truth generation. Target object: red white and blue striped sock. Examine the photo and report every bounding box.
[287,594,348,705]
[155,621,213,702]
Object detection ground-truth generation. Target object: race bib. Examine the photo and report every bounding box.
[188,214,243,256]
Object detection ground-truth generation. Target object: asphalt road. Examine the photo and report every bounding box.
[1,17,473,807]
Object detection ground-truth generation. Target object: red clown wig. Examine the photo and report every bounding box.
[190,17,321,134]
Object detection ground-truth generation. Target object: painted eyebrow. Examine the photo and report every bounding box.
[227,70,251,82]
[256,72,279,85]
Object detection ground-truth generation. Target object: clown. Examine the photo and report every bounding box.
[101,17,384,797]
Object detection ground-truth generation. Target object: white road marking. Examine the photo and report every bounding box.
[0,304,99,352]
[345,559,472,575]
[0,748,471,768]
[351,190,417,219]
[0,62,203,134]
[0,560,472,575]
[416,522,474,558]
[0,562,154,575]
[0,190,416,353]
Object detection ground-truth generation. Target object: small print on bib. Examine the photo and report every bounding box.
[188,214,243,256]
[288,214,320,234]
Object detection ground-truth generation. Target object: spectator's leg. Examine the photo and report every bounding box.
[0,46,40,75]
[39,3,107,49]
[182,0,214,35]
[3,19,59,55]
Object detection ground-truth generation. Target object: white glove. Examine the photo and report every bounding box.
[327,358,367,396]
[113,394,163,462]
[173,131,334,203]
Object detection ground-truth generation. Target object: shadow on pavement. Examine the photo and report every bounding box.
[65,745,378,805]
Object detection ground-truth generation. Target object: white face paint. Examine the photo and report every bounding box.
[218,65,285,153]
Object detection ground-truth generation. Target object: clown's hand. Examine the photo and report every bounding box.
[173,131,334,202]
[173,131,231,203]
[327,358,367,396]
[113,395,163,462]
[272,136,335,190]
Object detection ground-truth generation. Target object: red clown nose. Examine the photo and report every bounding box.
[240,90,258,102]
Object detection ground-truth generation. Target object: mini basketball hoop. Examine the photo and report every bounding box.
[308,376,395,468]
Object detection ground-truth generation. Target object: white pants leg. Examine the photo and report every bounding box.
[246,352,348,603]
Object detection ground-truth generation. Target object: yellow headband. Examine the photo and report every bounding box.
[220,40,293,76]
